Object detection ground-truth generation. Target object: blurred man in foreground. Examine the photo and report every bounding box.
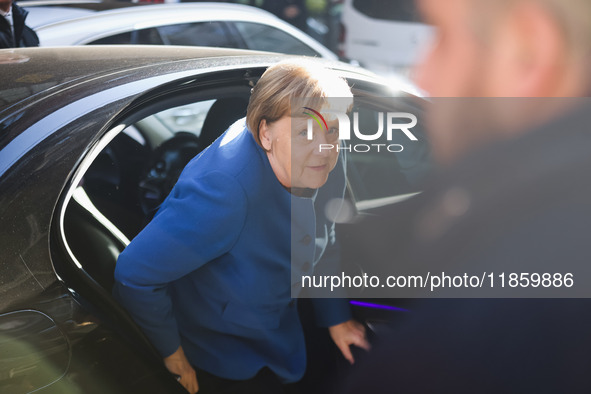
[0,0,39,48]
[343,0,591,392]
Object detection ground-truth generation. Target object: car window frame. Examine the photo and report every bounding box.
[230,20,323,57]
[156,21,241,49]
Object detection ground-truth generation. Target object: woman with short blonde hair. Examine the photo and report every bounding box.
[115,59,368,394]
[247,59,353,147]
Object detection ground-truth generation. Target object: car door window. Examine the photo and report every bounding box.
[60,91,250,291]
[344,96,431,208]
[233,21,320,56]
[88,28,163,45]
[152,100,216,138]
[157,22,238,48]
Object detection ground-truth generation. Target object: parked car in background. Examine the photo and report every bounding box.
[340,0,433,79]
[23,3,94,27]
[24,2,338,59]
[0,45,429,393]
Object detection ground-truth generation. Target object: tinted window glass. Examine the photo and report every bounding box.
[345,98,431,204]
[158,22,237,48]
[352,0,419,23]
[88,28,163,45]
[233,22,319,56]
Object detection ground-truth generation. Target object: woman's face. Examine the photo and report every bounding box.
[260,116,340,190]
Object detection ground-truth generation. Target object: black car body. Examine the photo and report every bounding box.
[0,46,427,393]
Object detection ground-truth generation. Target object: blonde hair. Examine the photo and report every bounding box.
[246,59,353,147]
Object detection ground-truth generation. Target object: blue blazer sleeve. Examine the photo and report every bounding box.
[113,170,247,357]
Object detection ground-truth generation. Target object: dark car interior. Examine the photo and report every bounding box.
[56,74,430,390]
[63,90,250,292]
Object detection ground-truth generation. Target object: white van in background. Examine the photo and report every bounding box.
[340,0,432,81]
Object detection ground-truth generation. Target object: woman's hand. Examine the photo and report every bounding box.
[164,346,199,393]
[329,319,371,364]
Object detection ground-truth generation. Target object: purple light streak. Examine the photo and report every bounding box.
[349,300,408,312]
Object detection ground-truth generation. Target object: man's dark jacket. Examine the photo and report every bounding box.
[0,3,39,48]
[340,101,591,393]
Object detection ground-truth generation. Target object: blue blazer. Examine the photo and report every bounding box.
[113,119,351,382]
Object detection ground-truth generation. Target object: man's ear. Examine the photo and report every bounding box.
[259,119,273,151]
[497,1,567,97]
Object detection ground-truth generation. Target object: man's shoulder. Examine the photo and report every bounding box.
[409,104,591,263]
[12,3,26,19]
[411,105,591,258]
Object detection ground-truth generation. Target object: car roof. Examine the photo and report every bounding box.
[31,2,273,31]
[0,45,387,118]
[3,44,273,74]
[0,45,271,115]
[24,5,95,28]
[20,0,138,12]
[30,2,335,58]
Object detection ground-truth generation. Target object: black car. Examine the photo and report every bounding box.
[0,46,430,393]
